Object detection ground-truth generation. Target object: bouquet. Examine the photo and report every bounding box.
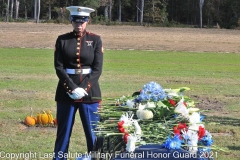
[94,81,223,157]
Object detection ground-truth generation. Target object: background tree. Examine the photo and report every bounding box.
[0,0,240,29]
[14,0,19,20]
[36,0,40,23]
[140,0,144,25]
[110,0,131,22]
[199,0,204,28]
[5,0,9,21]
[144,0,168,24]
[10,0,13,18]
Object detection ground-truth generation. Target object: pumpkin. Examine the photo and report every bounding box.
[24,108,37,126]
[53,118,58,125]
[37,110,54,125]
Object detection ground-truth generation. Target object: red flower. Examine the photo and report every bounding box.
[168,99,176,106]
[118,120,126,133]
[177,123,187,130]
[173,123,188,139]
[118,127,125,133]
[123,133,129,143]
[183,102,187,107]
[174,126,181,135]
[198,126,206,140]
[118,120,124,128]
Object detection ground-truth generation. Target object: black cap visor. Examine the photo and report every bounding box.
[70,16,89,23]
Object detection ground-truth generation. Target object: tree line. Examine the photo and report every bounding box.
[0,0,240,29]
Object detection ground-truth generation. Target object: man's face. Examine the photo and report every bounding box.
[72,21,88,33]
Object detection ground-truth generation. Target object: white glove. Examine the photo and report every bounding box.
[67,88,88,100]
[67,92,79,100]
[73,87,88,99]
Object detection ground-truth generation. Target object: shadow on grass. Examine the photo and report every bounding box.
[227,146,240,151]
[204,115,240,126]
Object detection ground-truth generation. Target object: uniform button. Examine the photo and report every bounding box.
[77,64,80,67]
[77,38,80,41]
[64,83,66,85]
[85,88,87,90]
[77,70,81,73]
[77,47,80,50]
[66,86,68,89]
[76,52,79,55]
[69,90,71,92]
[77,42,80,45]
[76,59,79,62]
[88,84,90,87]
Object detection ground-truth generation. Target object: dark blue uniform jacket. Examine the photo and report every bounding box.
[54,30,103,103]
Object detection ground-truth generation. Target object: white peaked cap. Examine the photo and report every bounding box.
[66,6,95,17]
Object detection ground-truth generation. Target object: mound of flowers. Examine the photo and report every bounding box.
[94,81,223,156]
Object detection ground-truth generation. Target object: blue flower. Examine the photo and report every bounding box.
[163,135,182,150]
[199,131,213,146]
[200,115,205,122]
[136,82,166,102]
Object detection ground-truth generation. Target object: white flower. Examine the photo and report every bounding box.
[164,87,190,97]
[187,130,199,153]
[164,88,179,97]
[174,97,189,118]
[133,120,142,135]
[188,108,200,113]
[126,100,134,108]
[189,112,201,124]
[146,102,156,108]
[136,103,146,118]
[119,114,128,122]
[136,110,142,119]
[138,103,146,110]
[126,135,137,152]
[119,112,133,126]
[138,110,154,120]
[188,124,200,131]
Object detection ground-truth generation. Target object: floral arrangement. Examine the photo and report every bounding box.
[95,81,223,157]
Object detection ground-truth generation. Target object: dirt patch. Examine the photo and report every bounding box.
[0,22,240,53]
[192,95,225,112]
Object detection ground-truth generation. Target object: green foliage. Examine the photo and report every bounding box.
[52,7,70,24]
[80,0,99,9]
[90,15,105,24]
[0,17,5,22]
[144,0,169,24]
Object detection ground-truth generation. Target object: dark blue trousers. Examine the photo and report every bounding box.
[53,102,100,160]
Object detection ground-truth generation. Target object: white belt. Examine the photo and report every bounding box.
[66,68,92,74]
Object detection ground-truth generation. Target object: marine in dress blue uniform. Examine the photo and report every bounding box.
[53,6,103,160]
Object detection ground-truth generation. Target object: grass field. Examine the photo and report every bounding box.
[0,48,240,160]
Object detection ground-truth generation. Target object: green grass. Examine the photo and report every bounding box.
[0,48,240,159]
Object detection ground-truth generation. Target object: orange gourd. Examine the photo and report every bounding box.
[37,110,54,125]
[24,108,37,126]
